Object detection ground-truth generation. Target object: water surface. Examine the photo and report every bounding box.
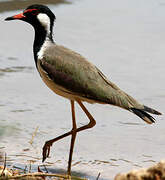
[0,0,164,179]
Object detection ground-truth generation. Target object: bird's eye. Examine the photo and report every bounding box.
[23,9,38,16]
[31,10,38,16]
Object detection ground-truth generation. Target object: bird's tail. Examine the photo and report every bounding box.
[130,106,162,124]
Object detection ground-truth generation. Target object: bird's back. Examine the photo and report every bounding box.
[38,44,143,110]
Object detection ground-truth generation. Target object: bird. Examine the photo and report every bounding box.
[5,4,161,176]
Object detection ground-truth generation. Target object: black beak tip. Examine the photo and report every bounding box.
[5,17,14,21]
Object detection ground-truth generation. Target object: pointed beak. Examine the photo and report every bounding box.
[5,12,25,21]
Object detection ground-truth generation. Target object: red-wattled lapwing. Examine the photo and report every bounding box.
[5,4,161,175]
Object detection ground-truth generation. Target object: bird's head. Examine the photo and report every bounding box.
[5,4,56,32]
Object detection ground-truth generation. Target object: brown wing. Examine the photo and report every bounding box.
[39,44,143,109]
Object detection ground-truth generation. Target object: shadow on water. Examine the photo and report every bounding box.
[0,161,106,180]
[0,66,34,77]
[0,0,71,13]
[0,153,110,180]
[0,125,20,138]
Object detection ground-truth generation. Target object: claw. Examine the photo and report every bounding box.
[42,141,52,162]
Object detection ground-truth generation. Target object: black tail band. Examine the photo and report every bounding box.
[130,108,155,124]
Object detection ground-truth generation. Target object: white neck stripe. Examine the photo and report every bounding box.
[37,13,51,34]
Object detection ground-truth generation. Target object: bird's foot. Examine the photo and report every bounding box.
[67,174,72,180]
[42,141,52,162]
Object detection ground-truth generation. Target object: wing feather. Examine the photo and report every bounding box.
[39,44,143,109]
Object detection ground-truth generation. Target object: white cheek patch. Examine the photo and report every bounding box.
[37,13,50,32]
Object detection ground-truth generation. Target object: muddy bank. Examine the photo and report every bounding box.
[0,0,70,13]
[115,160,165,180]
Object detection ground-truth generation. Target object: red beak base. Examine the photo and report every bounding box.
[5,12,25,21]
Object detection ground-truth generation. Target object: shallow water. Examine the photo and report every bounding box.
[0,0,165,179]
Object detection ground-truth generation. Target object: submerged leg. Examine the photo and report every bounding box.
[42,100,96,164]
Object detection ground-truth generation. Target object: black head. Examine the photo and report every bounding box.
[5,4,56,31]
